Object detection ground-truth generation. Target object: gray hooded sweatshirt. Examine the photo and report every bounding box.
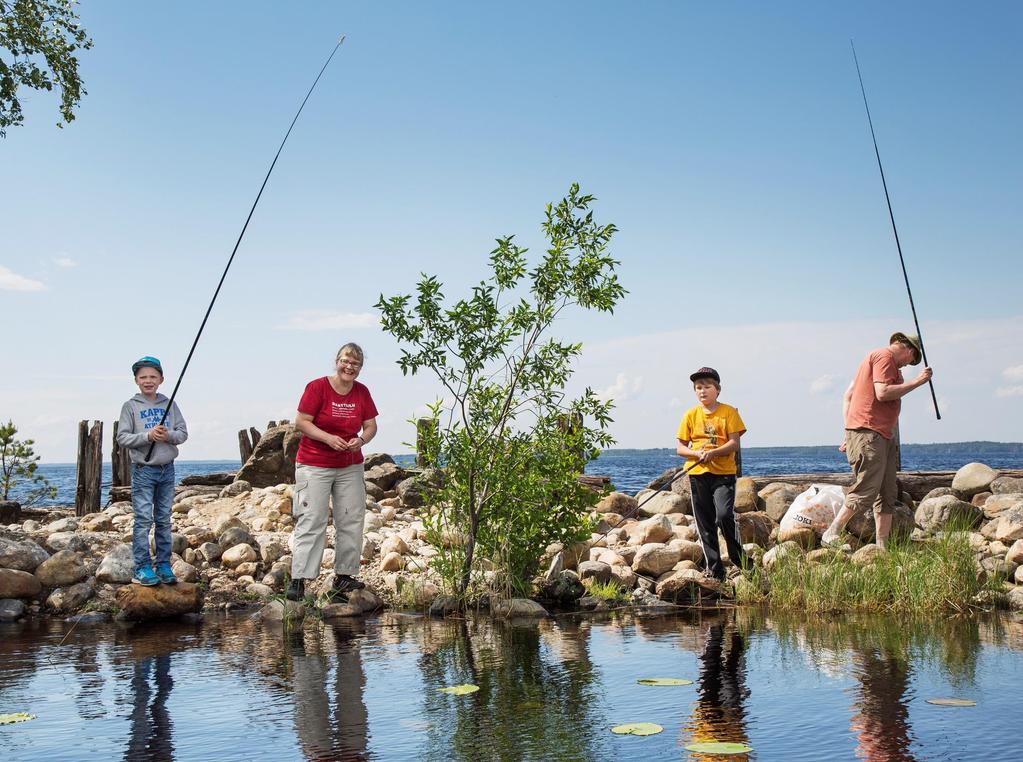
[117,393,188,466]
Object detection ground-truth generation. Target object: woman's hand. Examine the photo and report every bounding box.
[324,435,349,451]
[346,436,363,450]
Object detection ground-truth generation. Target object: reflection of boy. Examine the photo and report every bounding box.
[676,367,749,581]
[116,356,188,587]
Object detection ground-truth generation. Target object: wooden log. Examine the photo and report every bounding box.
[750,470,1023,502]
[111,421,132,488]
[238,429,253,464]
[75,420,103,516]
[249,427,262,448]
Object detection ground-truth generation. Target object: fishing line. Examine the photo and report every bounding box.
[850,40,940,420]
[582,458,700,555]
[144,35,347,460]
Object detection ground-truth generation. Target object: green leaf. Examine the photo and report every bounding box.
[926,697,976,707]
[610,722,663,736]
[0,712,37,725]
[684,741,754,754]
[438,684,479,695]
[636,677,693,686]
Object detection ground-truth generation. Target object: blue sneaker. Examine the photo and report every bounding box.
[155,562,178,585]
[133,565,160,586]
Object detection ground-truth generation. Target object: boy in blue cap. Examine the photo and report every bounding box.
[116,356,188,586]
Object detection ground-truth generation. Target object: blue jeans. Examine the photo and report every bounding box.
[131,463,175,570]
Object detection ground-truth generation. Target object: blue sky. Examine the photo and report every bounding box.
[3,1,1021,461]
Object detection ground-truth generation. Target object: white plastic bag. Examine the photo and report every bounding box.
[780,484,845,534]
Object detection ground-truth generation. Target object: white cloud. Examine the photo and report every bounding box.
[1002,365,1023,382]
[0,265,46,291]
[277,310,379,331]
[810,374,837,395]
[598,372,643,403]
[55,256,78,268]
[996,386,1023,398]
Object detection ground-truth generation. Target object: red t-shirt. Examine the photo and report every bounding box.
[845,348,903,439]
[295,377,379,468]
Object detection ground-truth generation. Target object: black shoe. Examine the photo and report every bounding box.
[285,579,305,601]
[330,574,365,600]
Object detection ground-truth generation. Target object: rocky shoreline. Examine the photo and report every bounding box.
[2,452,1022,625]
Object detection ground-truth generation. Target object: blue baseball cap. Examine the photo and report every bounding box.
[131,356,163,376]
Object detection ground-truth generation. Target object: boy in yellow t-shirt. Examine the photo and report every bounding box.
[676,367,749,581]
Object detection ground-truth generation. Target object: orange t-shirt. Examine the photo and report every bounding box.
[845,348,903,439]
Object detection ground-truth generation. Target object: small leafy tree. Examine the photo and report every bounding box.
[376,185,626,600]
[0,0,93,136]
[1,420,56,506]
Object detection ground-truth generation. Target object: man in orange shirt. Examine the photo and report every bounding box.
[822,332,933,548]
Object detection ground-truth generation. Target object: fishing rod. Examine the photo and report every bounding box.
[850,40,940,420]
[144,35,347,460]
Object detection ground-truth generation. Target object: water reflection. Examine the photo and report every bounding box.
[417,617,606,761]
[291,622,369,761]
[123,654,174,761]
[682,616,751,761]
[0,609,1020,761]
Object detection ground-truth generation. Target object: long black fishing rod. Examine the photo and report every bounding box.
[850,40,940,420]
[144,35,346,460]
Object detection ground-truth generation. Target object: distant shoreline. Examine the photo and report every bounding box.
[35,441,1023,466]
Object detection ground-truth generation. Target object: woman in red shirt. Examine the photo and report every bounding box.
[286,343,379,601]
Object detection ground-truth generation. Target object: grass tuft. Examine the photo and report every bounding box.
[734,525,1002,614]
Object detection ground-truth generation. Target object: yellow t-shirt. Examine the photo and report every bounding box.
[676,403,746,476]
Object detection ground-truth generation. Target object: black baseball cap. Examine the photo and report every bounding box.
[689,367,721,383]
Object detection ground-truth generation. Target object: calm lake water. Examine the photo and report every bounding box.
[1,609,1020,761]
[22,442,1023,507]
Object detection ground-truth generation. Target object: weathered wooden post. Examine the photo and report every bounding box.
[416,418,438,467]
[557,412,586,471]
[111,421,132,488]
[249,426,262,448]
[75,420,103,516]
[238,429,253,464]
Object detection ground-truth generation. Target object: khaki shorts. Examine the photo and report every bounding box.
[845,428,898,516]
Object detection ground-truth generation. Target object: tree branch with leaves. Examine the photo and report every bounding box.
[377,185,626,601]
[0,0,92,136]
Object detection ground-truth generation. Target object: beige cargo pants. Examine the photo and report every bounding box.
[291,463,366,580]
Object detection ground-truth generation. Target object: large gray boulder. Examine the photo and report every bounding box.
[46,580,95,613]
[992,476,1023,494]
[951,463,999,498]
[0,569,42,599]
[95,543,135,584]
[995,506,1023,543]
[364,462,407,491]
[915,495,983,533]
[0,537,50,572]
[634,490,688,517]
[235,424,302,488]
[761,484,805,523]
[34,550,88,588]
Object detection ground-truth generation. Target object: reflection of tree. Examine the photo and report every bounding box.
[291,620,370,761]
[122,654,175,761]
[419,617,607,761]
[683,618,751,761]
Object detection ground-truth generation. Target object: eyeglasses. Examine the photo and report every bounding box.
[338,359,362,370]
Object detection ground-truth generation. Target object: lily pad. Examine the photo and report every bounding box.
[438,684,479,695]
[684,741,753,754]
[926,698,976,707]
[0,713,37,725]
[637,677,693,686]
[611,722,663,736]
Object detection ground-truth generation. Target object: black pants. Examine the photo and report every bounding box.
[690,473,748,580]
